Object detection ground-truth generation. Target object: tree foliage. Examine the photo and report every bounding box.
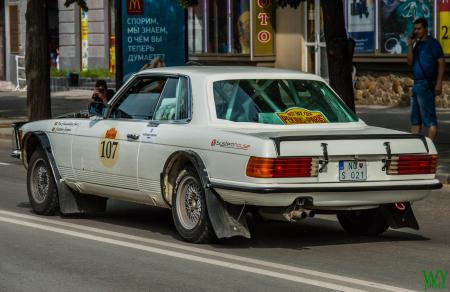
[64,0,88,11]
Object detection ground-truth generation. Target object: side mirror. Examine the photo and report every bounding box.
[88,102,106,117]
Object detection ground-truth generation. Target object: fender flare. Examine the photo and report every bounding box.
[162,150,250,239]
[23,131,106,214]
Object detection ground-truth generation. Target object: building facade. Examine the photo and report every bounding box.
[1,0,116,85]
[1,0,448,86]
[186,0,449,77]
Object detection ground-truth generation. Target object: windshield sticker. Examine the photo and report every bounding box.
[276,108,329,124]
[98,128,120,168]
[210,139,250,150]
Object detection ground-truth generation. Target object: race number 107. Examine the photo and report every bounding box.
[100,140,119,159]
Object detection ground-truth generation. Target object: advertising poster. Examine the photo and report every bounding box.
[121,0,186,81]
[439,0,450,54]
[381,0,433,54]
[347,0,375,53]
[253,0,274,57]
[81,10,89,71]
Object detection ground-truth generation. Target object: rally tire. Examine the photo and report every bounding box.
[337,208,389,236]
[27,148,59,215]
[172,167,215,243]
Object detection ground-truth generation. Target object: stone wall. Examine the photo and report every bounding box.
[354,73,450,108]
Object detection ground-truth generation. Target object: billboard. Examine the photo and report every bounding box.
[381,0,433,54]
[347,0,375,53]
[121,0,186,80]
[439,0,450,54]
[81,10,89,70]
[253,0,274,57]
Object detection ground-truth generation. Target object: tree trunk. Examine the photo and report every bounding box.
[320,0,355,112]
[25,0,51,121]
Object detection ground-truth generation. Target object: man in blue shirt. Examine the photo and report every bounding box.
[407,18,445,141]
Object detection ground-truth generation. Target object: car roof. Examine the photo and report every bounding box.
[135,66,323,81]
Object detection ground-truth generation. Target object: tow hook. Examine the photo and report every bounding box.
[382,141,391,171]
[319,143,329,173]
[394,202,406,211]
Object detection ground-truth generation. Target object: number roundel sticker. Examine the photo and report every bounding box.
[98,128,120,168]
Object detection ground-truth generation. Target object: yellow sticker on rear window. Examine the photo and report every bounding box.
[276,108,329,124]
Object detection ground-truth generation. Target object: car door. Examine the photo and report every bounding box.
[137,76,191,207]
[71,75,168,199]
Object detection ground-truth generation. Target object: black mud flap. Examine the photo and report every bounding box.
[380,202,419,230]
[58,182,107,215]
[204,189,251,239]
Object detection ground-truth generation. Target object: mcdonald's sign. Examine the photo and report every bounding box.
[127,0,144,15]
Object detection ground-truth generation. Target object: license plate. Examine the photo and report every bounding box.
[339,160,367,181]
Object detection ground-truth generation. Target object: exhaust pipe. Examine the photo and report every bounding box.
[289,209,315,221]
[259,207,315,222]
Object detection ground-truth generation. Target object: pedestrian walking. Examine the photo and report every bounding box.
[407,18,445,141]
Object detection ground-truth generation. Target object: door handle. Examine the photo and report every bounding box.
[127,134,140,141]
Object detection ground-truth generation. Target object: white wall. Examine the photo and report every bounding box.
[275,5,305,71]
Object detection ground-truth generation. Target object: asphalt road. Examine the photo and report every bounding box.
[0,139,449,292]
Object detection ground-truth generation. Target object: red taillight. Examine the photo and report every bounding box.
[246,157,319,178]
[387,155,438,175]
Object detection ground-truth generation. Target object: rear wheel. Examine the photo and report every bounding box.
[337,208,388,236]
[172,166,215,243]
[27,148,59,215]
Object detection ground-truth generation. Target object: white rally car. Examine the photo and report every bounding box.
[12,66,442,243]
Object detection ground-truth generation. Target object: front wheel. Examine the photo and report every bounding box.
[172,167,215,243]
[27,148,59,215]
[337,208,388,236]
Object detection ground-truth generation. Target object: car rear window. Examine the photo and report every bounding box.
[213,79,358,124]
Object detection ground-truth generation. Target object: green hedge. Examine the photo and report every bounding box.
[50,68,68,77]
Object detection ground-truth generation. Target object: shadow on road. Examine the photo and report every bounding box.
[16,199,429,250]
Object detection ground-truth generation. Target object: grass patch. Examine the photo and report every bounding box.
[50,68,68,77]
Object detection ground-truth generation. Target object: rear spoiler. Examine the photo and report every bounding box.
[11,121,28,159]
[270,134,429,156]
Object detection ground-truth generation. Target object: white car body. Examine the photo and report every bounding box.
[16,66,441,240]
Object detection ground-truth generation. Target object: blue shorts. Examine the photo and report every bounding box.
[410,80,437,127]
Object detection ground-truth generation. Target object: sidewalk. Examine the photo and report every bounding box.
[0,91,448,184]
[0,90,91,138]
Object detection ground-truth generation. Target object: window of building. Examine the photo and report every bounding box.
[188,0,250,55]
[346,0,444,56]
[9,5,19,54]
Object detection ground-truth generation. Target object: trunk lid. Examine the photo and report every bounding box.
[228,126,434,182]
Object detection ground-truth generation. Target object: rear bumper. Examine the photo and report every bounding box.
[211,179,442,208]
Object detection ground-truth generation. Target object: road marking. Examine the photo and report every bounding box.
[0,209,414,292]
[0,162,11,166]
[0,215,365,292]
